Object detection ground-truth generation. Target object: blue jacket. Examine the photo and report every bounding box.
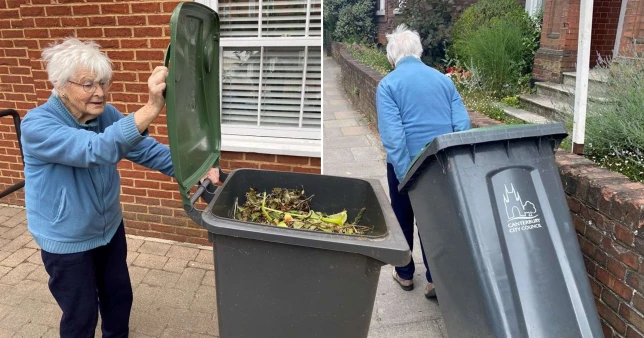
[376,56,471,182]
[20,95,174,254]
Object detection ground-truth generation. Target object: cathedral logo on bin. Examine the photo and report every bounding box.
[502,184,543,233]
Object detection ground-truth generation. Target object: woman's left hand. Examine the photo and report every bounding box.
[203,168,223,186]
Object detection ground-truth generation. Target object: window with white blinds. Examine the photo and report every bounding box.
[203,0,321,140]
[218,0,321,37]
[221,46,320,130]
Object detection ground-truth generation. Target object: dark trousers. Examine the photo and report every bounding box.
[387,162,432,283]
[41,221,132,338]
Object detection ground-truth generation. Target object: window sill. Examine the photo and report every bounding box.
[221,134,321,158]
[376,10,385,16]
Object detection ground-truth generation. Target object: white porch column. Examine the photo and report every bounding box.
[572,0,594,154]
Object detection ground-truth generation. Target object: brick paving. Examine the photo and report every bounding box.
[0,204,219,338]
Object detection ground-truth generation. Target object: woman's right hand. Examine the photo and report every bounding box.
[147,66,169,113]
[134,66,169,133]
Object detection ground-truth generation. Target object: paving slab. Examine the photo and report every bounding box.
[323,56,445,338]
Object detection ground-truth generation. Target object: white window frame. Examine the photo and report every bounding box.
[376,0,386,16]
[196,0,321,157]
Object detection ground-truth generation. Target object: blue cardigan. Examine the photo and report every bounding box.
[376,56,471,182]
[20,95,174,254]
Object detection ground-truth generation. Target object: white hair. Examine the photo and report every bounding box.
[386,24,423,67]
[41,38,112,97]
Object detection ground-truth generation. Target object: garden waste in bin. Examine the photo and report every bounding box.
[163,3,412,338]
[398,124,603,338]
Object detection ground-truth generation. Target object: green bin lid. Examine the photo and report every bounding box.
[164,2,221,206]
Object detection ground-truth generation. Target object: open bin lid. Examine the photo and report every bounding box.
[165,2,221,206]
[398,123,568,193]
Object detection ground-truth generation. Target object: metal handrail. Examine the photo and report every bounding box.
[0,109,25,199]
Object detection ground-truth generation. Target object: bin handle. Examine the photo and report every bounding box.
[164,43,171,68]
[162,44,171,99]
[184,167,227,228]
[189,167,228,207]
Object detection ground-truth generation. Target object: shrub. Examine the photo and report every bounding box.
[451,0,532,59]
[396,0,457,65]
[522,10,543,77]
[323,0,376,44]
[449,0,541,94]
[581,57,644,182]
[345,43,392,75]
[462,18,526,93]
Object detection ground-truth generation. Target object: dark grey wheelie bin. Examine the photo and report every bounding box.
[398,124,603,338]
[163,3,411,338]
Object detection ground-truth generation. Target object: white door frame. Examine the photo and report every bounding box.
[614,0,629,59]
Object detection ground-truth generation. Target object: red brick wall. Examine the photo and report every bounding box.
[343,49,644,338]
[590,0,622,65]
[534,0,581,82]
[619,0,644,56]
[0,0,321,246]
[535,0,644,82]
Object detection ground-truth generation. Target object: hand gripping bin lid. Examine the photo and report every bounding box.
[163,3,411,338]
[398,124,603,338]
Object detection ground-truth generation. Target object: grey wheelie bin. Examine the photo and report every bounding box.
[398,124,603,338]
[163,3,412,338]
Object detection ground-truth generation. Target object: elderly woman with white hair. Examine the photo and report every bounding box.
[20,38,220,337]
[376,24,471,300]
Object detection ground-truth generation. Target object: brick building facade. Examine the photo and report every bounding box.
[0,0,321,246]
[534,0,644,82]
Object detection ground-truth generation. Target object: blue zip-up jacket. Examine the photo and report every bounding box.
[20,95,174,254]
[376,56,471,182]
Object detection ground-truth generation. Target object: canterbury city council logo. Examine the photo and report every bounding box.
[502,184,542,233]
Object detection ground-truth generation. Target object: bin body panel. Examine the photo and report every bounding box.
[404,126,603,338]
[201,169,411,338]
[213,235,381,338]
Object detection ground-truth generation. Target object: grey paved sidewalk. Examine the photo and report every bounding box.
[323,56,446,338]
[0,205,219,338]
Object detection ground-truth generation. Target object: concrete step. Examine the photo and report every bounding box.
[535,82,575,102]
[562,70,610,96]
[518,94,571,121]
[493,103,554,124]
[535,81,611,104]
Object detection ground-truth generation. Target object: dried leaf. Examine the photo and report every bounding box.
[232,187,373,235]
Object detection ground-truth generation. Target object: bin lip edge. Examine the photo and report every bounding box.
[199,169,412,266]
[398,123,568,193]
[204,168,391,241]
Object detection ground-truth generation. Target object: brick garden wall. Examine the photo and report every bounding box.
[0,0,321,246]
[331,42,380,125]
[334,43,644,338]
